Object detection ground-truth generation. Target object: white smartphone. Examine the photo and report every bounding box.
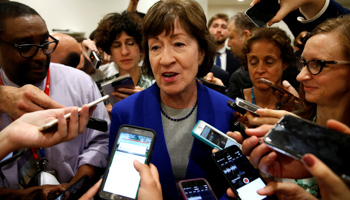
[192,120,241,150]
[99,125,156,200]
[235,97,261,115]
[38,95,109,131]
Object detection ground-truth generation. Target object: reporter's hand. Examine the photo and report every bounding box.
[0,85,64,119]
[17,185,65,200]
[204,72,224,86]
[1,105,93,159]
[112,86,143,101]
[257,181,317,200]
[247,109,298,126]
[250,0,326,26]
[78,179,102,200]
[134,160,162,200]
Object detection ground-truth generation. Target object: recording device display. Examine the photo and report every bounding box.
[212,145,276,200]
[87,49,101,69]
[99,125,156,200]
[227,99,247,115]
[38,95,109,131]
[178,178,217,200]
[245,0,280,28]
[53,175,90,200]
[101,74,135,106]
[264,115,350,180]
[199,77,227,94]
[259,78,299,101]
[235,97,261,115]
[192,120,240,150]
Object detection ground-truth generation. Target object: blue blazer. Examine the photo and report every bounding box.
[109,81,235,200]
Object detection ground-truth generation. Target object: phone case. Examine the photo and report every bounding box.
[259,78,299,100]
[191,120,240,150]
[244,0,280,28]
[178,178,217,200]
[101,74,135,106]
[264,115,350,179]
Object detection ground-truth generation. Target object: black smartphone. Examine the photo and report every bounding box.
[264,115,350,181]
[101,74,135,106]
[232,121,248,140]
[199,77,227,94]
[178,178,217,200]
[212,145,277,200]
[52,175,90,200]
[99,125,156,200]
[245,0,280,27]
[235,97,261,116]
[259,78,299,101]
[87,49,101,69]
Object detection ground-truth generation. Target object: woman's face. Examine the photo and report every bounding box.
[297,33,350,105]
[148,21,204,96]
[247,40,287,90]
[110,31,141,71]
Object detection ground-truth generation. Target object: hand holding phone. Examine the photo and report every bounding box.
[212,145,277,200]
[101,74,135,106]
[178,178,217,200]
[99,125,156,200]
[38,95,109,131]
[87,49,101,69]
[245,0,280,27]
[264,115,350,181]
[259,78,299,102]
[199,77,227,94]
[192,120,241,150]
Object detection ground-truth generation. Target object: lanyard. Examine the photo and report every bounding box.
[0,68,51,160]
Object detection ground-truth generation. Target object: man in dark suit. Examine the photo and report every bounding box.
[208,13,241,85]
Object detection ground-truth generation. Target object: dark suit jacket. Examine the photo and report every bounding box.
[225,49,241,77]
[109,82,235,200]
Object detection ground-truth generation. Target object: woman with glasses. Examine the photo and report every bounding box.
[235,15,350,198]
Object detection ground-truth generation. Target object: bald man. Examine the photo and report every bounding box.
[50,33,82,68]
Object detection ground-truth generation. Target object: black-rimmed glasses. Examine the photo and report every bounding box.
[296,58,350,75]
[0,35,59,58]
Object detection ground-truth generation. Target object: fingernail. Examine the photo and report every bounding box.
[283,81,290,87]
[302,154,315,167]
[134,159,140,165]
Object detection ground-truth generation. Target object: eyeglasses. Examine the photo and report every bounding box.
[0,35,59,58]
[296,58,350,75]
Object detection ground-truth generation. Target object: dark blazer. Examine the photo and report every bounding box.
[109,82,235,200]
[283,0,350,38]
[225,49,241,77]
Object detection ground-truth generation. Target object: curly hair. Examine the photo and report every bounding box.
[141,0,216,78]
[240,27,294,71]
[94,12,142,55]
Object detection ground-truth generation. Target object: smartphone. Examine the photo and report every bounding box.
[264,115,350,181]
[53,175,90,200]
[212,145,277,200]
[99,125,156,200]
[199,77,227,94]
[235,97,261,115]
[87,49,101,69]
[101,74,135,106]
[38,95,109,131]
[178,178,217,200]
[245,0,280,28]
[192,120,240,150]
[232,121,248,140]
[259,78,299,101]
[227,99,247,115]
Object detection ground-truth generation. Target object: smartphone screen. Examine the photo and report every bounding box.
[53,175,90,200]
[99,125,156,200]
[201,125,237,149]
[264,115,350,179]
[212,145,275,200]
[179,178,217,200]
[245,0,280,27]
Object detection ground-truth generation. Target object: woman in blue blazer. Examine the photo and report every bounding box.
[109,0,236,199]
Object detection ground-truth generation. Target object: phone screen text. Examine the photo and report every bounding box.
[183,184,216,200]
[103,132,153,199]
